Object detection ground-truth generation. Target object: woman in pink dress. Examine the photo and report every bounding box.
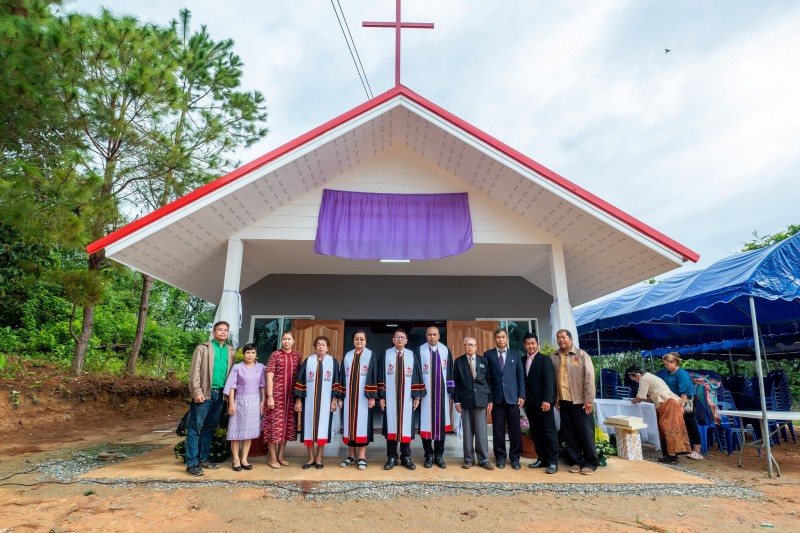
[263,331,301,468]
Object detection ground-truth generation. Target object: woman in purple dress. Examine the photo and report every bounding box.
[223,343,266,471]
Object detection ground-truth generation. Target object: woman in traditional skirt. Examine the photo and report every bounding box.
[628,365,691,464]
[264,331,301,468]
[294,336,340,469]
[338,329,378,470]
[223,343,266,471]
[661,352,704,460]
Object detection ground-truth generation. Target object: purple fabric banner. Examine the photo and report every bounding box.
[314,189,473,260]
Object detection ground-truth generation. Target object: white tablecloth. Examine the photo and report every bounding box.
[595,399,660,451]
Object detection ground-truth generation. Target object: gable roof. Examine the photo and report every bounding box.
[87,85,698,304]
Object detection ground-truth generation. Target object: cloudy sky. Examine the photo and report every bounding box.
[69,0,800,279]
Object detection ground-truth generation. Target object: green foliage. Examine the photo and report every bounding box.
[539,340,556,356]
[174,426,231,463]
[0,5,259,375]
[10,389,21,408]
[741,224,799,252]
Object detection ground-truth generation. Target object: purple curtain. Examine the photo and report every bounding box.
[314,189,473,260]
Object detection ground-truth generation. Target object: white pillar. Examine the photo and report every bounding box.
[549,244,578,347]
[212,238,244,348]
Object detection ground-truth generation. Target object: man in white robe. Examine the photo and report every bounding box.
[418,326,454,468]
[379,329,426,470]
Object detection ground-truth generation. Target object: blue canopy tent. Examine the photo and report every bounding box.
[574,233,800,477]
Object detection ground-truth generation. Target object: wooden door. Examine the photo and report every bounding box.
[292,320,346,362]
[445,320,500,359]
[445,320,500,424]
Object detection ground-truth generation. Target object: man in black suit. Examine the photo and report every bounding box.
[522,332,559,474]
[484,328,526,469]
[453,337,495,470]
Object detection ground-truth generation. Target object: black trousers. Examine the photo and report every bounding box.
[492,401,522,462]
[422,438,445,458]
[684,411,701,448]
[559,401,598,470]
[386,439,411,459]
[526,403,559,466]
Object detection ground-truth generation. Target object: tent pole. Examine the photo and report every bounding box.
[596,330,603,399]
[728,349,735,376]
[749,296,775,478]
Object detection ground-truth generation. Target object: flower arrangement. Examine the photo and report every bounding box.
[594,425,616,466]
[520,412,531,436]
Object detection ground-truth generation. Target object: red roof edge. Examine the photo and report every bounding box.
[87,84,699,263]
[86,86,405,255]
[396,86,699,263]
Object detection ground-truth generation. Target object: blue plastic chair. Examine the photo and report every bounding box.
[693,393,719,455]
[715,400,746,455]
[615,385,633,399]
[600,369,622,399]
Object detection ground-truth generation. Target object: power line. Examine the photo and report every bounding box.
[331,0,373,99]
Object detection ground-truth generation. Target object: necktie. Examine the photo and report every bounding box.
[499,351,505,371]
[468,355,476,379]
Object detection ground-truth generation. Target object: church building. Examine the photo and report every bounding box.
[87,7,698,360]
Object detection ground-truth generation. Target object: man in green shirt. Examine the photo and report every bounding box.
[185,321,235,476]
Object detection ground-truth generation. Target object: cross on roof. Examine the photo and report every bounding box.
[363,0,434,87]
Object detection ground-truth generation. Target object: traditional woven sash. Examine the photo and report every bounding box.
[384,348,414,443]
[301,355,336,446]
[342,348,373,444]
[419,343,452,440]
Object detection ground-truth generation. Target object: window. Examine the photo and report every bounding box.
[477,318,539,352]
[249,315,313,364]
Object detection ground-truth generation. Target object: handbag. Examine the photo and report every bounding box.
[683,397,694,414]
[176,407,191,436]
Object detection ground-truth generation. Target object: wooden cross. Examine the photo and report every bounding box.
[363,0,434,87]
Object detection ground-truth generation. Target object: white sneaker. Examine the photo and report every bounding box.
[687,451,703,460]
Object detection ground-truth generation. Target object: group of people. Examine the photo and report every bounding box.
[626,352,705,464]
[183,321,601,477]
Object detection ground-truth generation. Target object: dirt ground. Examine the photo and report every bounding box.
[1,359,799,532]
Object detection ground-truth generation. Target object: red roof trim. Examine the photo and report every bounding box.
[86,86,404,255]
[395,86,699,262]
[87,85,699,263]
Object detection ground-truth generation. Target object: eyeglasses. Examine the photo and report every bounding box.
[215,328,229,332]
[464,343,476,347]
[394,336,407,340]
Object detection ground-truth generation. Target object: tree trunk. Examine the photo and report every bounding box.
[72,304,95,374]
[71,250,105,375]
[126,273,153,377]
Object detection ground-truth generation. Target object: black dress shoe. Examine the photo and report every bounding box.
[496,461,506,469]
[511,462,521,470]
[241,464,253,471]
[545,464,558,474]
[400,457,416,470]
[302,462,315,469]
[528,460,544,468]
[424,455,433,468]
[435,456,447,469]
[384,457,397,470]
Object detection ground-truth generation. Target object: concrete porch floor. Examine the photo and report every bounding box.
[80,434,714,486]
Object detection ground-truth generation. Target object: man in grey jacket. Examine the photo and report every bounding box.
[185,321,235,476]
[552,329,598,475]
